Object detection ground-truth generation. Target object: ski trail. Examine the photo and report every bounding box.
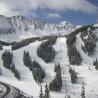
[76,33,94,65]
[54,37,71,93]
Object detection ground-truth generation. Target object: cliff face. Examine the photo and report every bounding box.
[0,15,75,35]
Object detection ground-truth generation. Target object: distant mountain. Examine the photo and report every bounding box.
[0,15,75,36]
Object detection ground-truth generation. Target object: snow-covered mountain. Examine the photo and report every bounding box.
[0,15,75,42]
[0,14,98,98]
[0,24,98,98]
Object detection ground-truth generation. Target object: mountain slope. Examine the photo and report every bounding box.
[0,15,75,42]
[0,24,98,98]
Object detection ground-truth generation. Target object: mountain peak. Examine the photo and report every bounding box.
[60,21,68,24]
[0,15,75,37]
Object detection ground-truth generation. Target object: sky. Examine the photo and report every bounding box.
[0,0,98,25]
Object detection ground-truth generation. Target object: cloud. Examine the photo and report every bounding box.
[47,13,61,18]
[0,3,8,15]
[96,19,98,23]
[0,2,23,16]
[42,0,98,14]
[0,0,98,16]
[0,0,39,16]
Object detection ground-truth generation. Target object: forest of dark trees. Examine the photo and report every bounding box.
[23,51,45,83]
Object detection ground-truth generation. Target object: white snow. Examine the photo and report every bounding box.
[0,40,56,98]
[76,33,94,65]
[93,24,98,27]
[73,65,98,96]
[76,25,82,28]
[0,37,98,98]
[54,37,71,92]
[0,15,76,42]
[3,46,12,50]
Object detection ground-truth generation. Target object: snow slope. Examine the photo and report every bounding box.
[0,34,98,98]
[0,40,56,98]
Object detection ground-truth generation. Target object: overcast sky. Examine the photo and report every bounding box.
[0,0,98,25]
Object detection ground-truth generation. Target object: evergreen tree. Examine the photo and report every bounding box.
[11,62,20,80]
[23,51,45,83]
[33,68,42,84]
[54,64,61,73]
[1,51,21,80]
[2,51,13,69]
[67,45,82,65]
[44,84,50,98]
[81,83,85,98]
[69,68,77,84]
[93,59,98,70]
[39,86,43,98]
[0,68,2,75]
[11,62,15,73]
[32,61,45,84]
[37,38,56,63]
[65,95,71,98]
[49,65,62,91]
[14,69,20,80]
[23,51,32,70]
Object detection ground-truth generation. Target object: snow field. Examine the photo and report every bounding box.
[0,36,98,98]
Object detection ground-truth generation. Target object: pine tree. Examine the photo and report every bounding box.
[65,95,71,98]
[23,52,45,83]
[2,51,13,69]
[14,69,20,80]
[39,86,43,98]
[11,62,15,73]
[37,38,56,63]
[81,83,85,98]
[67,95,71,98]
[10,62,20,80]
[32,61,45,84]
[49,64,62,91]
[93,59,98,70]
[0,68,2,75]
[44,84,50,98]
[54,64,61,73]
[69,68,77,84]
[23,51,32,70]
